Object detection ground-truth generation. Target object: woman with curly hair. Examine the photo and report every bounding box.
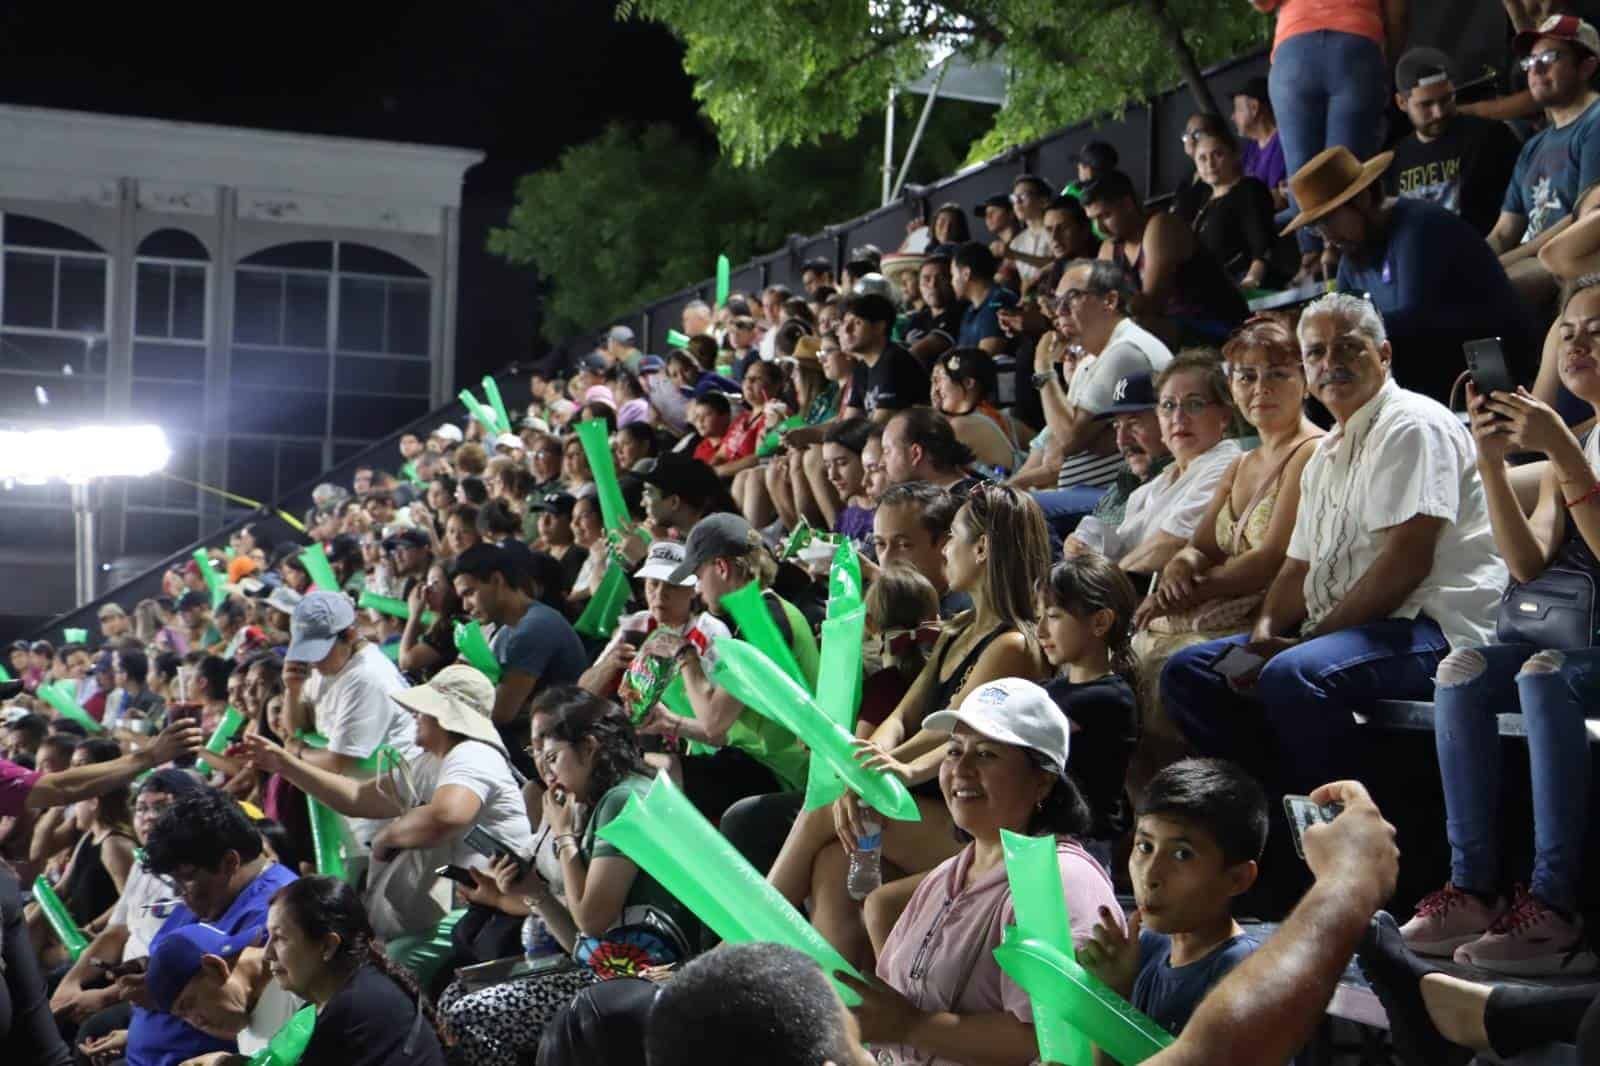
[441,687,696,1065]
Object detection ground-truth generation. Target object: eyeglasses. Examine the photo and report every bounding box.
[1520,48,1567,73]
[1156,398,1219,418]
[1181,129,1205,144]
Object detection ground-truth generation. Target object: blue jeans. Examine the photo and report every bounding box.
[1269,30,1388,252]
[1161,617,1449,791]
[1032,484,1109,552]
[1434,644,1598,914]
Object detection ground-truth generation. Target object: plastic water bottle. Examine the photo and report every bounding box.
[846,816,884,900]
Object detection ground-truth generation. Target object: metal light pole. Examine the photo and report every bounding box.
[70,481,97,606]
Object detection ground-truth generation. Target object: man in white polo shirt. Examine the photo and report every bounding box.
[1161,293,1506,792]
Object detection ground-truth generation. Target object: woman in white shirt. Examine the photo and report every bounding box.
[1067,351,1242,576]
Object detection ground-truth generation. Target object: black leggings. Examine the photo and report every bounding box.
[1485,983,1600,1062]
[0,869,72,1066]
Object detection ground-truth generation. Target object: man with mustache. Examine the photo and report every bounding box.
[1284,144,1537,406]
[1062,373,1173,557]
[1161,294,1507,795]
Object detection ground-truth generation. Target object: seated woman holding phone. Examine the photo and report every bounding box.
[439,686,697,1066]
[1396,277,1600,978]
[242,664,535,943]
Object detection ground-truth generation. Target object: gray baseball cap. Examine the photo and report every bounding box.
[669,512,763,584]
[286,590,357,663]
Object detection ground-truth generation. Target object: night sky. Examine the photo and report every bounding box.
[0,1,705,374]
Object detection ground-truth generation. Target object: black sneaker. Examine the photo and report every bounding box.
[1356,911,1472,1066]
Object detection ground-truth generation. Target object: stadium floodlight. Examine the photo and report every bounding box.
[0,424,172,605]
[0,424,171,484]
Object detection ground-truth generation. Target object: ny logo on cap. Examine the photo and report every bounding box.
[1113,378,1129,403]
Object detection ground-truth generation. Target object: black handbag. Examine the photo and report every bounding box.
[1495,566,1599,650]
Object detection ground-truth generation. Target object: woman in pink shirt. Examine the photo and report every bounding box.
[839,678,1122,1066]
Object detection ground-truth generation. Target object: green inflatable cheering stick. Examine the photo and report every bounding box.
[192,549,228,608]
[480,375,512,435]
[298,543,340,593]
[37,680,102,734]
[597,771,866,1004]
[357,590,436,627]
[32,876,90,959]
[707,637,919,824]
[997,831,1173,1065]
[196,705,246,776]
[246,1004,317,1066]
[453,621,502,683]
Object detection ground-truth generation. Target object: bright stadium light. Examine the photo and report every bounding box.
[0,424,172,605]
[0,424,171,484]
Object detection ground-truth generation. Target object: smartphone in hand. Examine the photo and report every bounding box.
[1283,795,1346,860]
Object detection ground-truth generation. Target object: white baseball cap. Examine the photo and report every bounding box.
[392,665,503,751]
[493,432,524,452]
[431,423,464,443]
[923,677,1070,776]
[635,540,697,587]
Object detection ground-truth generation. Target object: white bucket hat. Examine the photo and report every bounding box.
[392,664,503,750]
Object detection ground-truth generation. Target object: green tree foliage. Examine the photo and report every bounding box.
[618,0,1266,166]
[491,104,988,343]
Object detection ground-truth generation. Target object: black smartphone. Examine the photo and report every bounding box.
[462,825,530,878]
[1464,337,1516,399]
[434,864,476,887]
[1283,795,1346,861]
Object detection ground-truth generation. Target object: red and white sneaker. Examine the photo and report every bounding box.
[1454,887,1600,977]
[1398,884,1503,957]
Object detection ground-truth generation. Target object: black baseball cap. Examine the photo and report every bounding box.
[382,528,430,551]
[1395,47,1455,93]
[641,453,724,502]
[971,193,1012,217]
[176,589,209,611]
[1095,373,1159,418]
[530,491,578,516]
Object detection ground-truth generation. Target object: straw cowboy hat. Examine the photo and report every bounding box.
[392,664,504,751]
[1280,146,1394,235]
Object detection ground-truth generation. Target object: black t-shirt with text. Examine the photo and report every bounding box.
[1385,115,1520,237]
[863,342,930,414]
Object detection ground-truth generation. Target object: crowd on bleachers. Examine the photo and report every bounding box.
[9,2,1600,1063]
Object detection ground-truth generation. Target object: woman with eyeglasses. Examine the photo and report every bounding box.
[443,687,696,1066]
[766,483,1052,966]
[1172,113,1230,224]
[400,561,468,682]
[1066,351,1243,581]
[1128,317,1323,796]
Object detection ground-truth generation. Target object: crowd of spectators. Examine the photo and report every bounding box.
[8,3,1600,1064]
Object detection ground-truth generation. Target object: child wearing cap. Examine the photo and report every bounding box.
[1078,758,1266,1046]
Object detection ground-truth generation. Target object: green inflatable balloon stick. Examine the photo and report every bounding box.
[1002,830,1095,1066]
[454,621,502,683]
[37,681,102,734]
[827,541,863,619]
[574,417,631,535]
[718,583,804,689]
[306,796,349,882]
[756,414,806,458]
[666,329,690,349]
[357,590,436,627]
[457,388,500,436]
[707,637,919,823]
[575,562,631,640]
[32,875,89,959]
[596,771,866,1004]
[481,375,512,435]
[800,605,866,811]
[246,1003,318,1066]
[993,929,1174,1065]
[715,253,731,308]
[63,627,88,645]
[299,543,340,593]
[192,549,227,609]
[196,705,246,776]
[0,662,11,682]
